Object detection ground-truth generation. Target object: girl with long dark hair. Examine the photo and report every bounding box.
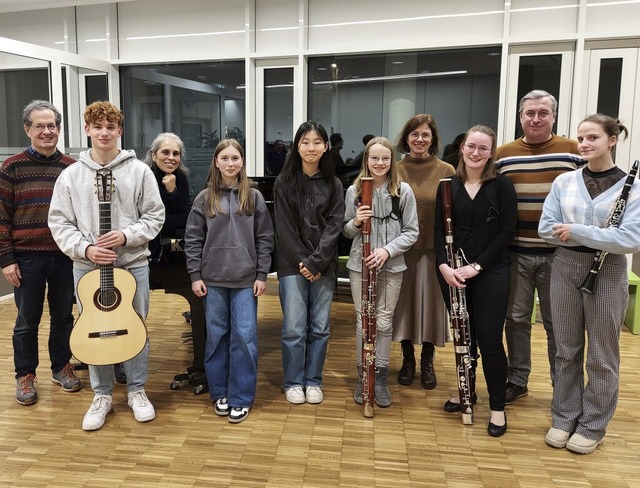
[274,121,345,405]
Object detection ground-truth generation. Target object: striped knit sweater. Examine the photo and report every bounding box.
[495,134,584,254]
[0,149,75,268]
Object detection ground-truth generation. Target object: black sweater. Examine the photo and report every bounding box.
[274,172,345,278]
[151,165,191,236]
[434,174,517,271]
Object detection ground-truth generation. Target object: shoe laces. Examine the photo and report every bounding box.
[58,363,77,381]
[17,374,37,392]
[130,391,149,407]
[90,395,110,413]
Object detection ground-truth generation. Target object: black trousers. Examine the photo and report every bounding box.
[438,262,509,411]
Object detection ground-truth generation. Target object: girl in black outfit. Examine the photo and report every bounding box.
[434,125,517,437]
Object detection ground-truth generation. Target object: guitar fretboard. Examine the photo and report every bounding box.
[97,172,115,308]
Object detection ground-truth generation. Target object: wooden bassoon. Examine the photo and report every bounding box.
[440,178,474,425]
[360,177,377,418]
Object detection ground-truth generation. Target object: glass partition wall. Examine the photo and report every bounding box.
[0,52,50,160]
[121,62,245,196]
[308,47,502,161]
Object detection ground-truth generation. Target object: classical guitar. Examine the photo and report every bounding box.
[70,170,148,366]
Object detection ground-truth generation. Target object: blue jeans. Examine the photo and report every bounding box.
[279,274,335,389]
[74,265,151,394]
[204,286,258,408]
[13,253,74,378]
[505,252,555,387]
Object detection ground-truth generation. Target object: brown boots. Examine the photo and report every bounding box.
[398,340,437,389]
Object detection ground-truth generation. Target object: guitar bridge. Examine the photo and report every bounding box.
[87,330,129,338]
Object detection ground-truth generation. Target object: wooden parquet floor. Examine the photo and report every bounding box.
[1,277,640,487]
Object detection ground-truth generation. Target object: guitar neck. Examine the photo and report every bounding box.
[99,201,111,236]
[98,200,114,295]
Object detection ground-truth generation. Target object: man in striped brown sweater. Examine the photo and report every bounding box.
[495,90,584,405]
[0,100,81,406]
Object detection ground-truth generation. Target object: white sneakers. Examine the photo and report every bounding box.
[127,390,156,423]
[82,394,113,431]
[82,390,155,431]
[545,427,571,448]
[284,385,324,404]
[285,386,306,404]
[566,433,603,454]
[305,386,323,404]
[545,427,603,454]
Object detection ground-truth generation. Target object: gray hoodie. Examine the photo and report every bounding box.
[48,149,165,270]
[342,181,418,273]
[184,186,274,288]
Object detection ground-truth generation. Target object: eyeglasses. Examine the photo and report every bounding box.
[409,131,432,141]
[29,123,59,132]
[463,144,492,155]
[521,110,553,120]
[217,155,242,163]
[368,156,392,164]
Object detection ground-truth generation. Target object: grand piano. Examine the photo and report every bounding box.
[149,233,208,395]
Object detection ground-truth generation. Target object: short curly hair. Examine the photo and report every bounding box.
[84,101,124,126]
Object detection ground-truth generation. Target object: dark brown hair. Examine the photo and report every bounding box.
[396,114,440,156]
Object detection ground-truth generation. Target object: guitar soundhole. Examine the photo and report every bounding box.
[93,288,122,311]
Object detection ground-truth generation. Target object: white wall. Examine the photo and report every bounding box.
[2,0,640,158]
[0,1,639,60]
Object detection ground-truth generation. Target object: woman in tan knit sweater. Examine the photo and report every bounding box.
[392,114,455,389]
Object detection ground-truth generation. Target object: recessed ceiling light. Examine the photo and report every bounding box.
[391,61,404,65]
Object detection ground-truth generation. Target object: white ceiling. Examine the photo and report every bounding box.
[0,0,138,14]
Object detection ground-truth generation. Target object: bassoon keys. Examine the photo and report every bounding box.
[440,178,474,425]
[360,177,377,418]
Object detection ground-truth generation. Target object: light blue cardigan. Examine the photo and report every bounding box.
[539,168,640,255]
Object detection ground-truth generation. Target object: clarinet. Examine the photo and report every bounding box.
[440,178,474,425]
[579,159,638,294]
[360,177,378,418]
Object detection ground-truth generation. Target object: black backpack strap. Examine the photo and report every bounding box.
[372,186,403,226]
[391,185,404,227]
[391,192,402,225]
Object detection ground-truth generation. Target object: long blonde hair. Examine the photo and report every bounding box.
[353,136,401,198]
[205,139,255,218]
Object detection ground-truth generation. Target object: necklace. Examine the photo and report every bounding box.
[465,180,481,190]
[464,180,482,198]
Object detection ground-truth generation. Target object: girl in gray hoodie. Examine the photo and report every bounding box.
[184,139,273,424]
